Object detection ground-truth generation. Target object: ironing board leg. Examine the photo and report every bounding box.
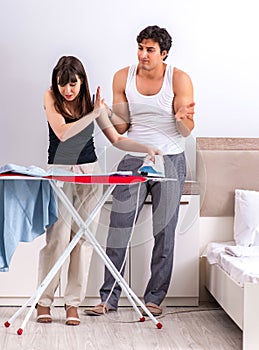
[81,224,162,328]
[52,182,162,328]
[4,182,115,334]
[5,180,162,333]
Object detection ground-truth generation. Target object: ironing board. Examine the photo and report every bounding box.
[1,173,163,334]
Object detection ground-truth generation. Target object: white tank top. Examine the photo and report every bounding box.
[125,64,185,156]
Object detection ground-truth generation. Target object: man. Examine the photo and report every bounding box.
[85,25,195,316]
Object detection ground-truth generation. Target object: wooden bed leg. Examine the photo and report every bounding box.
[243,283,259,350]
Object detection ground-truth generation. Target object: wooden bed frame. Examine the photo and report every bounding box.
[197,137,259,350]
[204,259,259,349]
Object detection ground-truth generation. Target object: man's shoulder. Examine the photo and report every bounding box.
[113,66,131,88]
[173,66,190,78]
[172,66,193,94]
[114,66,130,78]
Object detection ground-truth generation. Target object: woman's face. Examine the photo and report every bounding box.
[57,74,82,101]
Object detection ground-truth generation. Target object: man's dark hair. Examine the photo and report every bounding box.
[136,25,172,60]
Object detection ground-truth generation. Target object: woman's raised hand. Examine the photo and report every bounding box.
[94,86,106,111]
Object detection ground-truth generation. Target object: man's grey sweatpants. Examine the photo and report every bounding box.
[100,153,186,309]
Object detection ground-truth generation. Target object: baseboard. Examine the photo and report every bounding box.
[0,296,199,307]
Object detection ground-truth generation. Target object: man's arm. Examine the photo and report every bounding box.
[109,67,130,134]
[173,68,195,137]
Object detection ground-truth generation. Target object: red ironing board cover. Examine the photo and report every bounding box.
[0,173,147,184]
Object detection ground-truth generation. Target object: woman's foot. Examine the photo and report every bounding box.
[65,305,80,326]
[36,305,52,323]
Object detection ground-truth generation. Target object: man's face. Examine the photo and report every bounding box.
[137,39,167,70]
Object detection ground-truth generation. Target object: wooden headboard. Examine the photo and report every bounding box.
[196,137,259,217]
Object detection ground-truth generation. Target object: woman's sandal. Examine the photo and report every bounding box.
[65,305,80,326]
[36,305,52,323]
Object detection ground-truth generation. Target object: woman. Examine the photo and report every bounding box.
[36,56,161,326]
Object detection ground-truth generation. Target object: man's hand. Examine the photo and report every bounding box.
[175,102,195,121]
[175,102,195,137]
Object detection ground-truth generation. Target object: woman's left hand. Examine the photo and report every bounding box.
[94,86,106,112]
[146,147,163,161]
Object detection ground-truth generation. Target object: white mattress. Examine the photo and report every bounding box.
[203,241,259,286]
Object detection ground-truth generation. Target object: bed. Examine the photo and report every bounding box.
[197,137,259,350]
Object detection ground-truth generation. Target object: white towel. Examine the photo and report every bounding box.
[225,245,259,257]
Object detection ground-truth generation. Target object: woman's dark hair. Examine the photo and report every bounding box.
[136,25,172,60]
[51,56,93,119]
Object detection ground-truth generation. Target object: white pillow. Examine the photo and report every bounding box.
[234,189,259,246]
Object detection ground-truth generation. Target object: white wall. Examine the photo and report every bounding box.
[0,0,258,168]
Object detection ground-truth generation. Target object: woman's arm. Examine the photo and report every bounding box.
[107,68,131,135]
[44,88,103,142]
[96,111,162,160]
[97,68,161,158]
